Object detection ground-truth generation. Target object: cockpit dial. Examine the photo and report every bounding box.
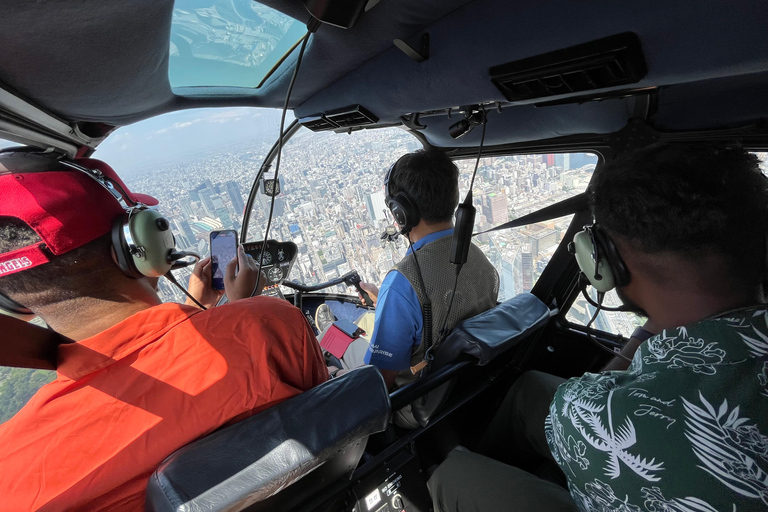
[259,251,273,265]
[267,267,283,283]
[277,249,286,262]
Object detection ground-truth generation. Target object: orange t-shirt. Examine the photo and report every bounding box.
[0,296,328,511]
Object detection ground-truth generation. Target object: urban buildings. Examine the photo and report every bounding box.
[120,125,616,330]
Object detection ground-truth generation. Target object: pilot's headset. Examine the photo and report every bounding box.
[568,224,631,293]
[0,154,196,320]
[384,157,420,235]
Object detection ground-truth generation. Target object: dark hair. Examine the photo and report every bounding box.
[590,143,767,274]
[0,217,119,308]
[389,148,459,224]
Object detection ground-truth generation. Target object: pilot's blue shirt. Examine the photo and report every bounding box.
[363,229,453,371]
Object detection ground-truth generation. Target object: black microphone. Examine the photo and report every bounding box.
[168,250,201,270]
[450,193,476,267]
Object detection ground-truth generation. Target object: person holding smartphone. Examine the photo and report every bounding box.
[184,230,267,309]
[0,156,328,511]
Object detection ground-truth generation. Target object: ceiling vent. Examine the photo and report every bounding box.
[490,32,647,102]
[299,105,378,132]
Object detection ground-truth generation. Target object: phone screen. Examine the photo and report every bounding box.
[210,230,238,290]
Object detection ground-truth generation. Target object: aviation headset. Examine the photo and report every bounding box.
[569,224,631,293]
[0,158,197,318]
[384,159,420,235]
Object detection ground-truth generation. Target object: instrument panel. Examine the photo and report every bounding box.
[242,240,298,297]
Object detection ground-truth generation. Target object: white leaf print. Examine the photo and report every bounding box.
[565,387,664,481]
[739,326,768,357]
[641,486,723,512]
[683,392,768,505]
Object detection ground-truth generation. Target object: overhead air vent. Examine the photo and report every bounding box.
[298,105,379,132]
[490,32,647,102]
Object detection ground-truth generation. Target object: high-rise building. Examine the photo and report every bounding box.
[225,181,245,215]
[217,208,234,229]
[365,190,387,223]
[181,202,194,219]
[178,219,196,245]
[483,193,508,225]
[522,224,558,255]
[521,243,534,292]
[198,187,216,216]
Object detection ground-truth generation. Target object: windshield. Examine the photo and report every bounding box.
[94,110,421,302]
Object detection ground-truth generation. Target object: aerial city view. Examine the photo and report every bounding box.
[117,120,619,330]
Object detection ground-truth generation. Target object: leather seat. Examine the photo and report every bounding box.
[146,366,390,512]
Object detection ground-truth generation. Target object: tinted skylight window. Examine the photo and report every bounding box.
[169,0,306,89]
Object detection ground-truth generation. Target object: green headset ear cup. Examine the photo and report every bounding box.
[572,229,616,293]
[128,210,175,277]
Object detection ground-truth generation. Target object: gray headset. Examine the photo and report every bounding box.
[0,156,195,320]
[569,224,631,293]
[384,160,420,235]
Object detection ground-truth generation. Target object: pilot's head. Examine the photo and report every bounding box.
[385,148,460,231]
[589,143,768,318]
[0,155,162,322]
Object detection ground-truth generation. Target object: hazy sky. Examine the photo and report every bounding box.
[95,107,286,175]
[1,106,287,176]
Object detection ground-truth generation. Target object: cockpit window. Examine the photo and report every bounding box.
[169,0,306,89]
[453,153,598,302]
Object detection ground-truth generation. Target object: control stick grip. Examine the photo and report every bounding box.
[345,272,373,307]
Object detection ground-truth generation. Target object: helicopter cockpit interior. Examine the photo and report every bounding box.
[1,0,768,510]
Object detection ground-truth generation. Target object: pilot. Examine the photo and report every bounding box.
[331,148,499,427]
[0,154,328,511]
[428,143,768,512]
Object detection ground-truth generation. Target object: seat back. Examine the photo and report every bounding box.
[146,366,390,512]
[396,293,550,427]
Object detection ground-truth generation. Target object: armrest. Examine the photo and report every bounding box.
[434,293,550,368]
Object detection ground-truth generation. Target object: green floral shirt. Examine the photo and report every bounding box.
[546,306,768,512]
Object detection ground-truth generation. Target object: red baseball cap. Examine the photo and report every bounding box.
[0,152,158,277]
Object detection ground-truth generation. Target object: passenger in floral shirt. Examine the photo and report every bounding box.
[428,144,768,512]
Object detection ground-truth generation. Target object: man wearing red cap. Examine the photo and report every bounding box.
[0,150,328,511]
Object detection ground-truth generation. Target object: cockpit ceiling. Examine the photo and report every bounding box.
[1,0,768,148]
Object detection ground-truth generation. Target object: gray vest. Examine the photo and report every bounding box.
[390,235,499,428]
[392,235,499,369]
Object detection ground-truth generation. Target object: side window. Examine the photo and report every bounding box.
[566,289,645,337]
[0,368,56,424]
[0,139,57,424]
[566,150,768,337]
[455,153,598,302]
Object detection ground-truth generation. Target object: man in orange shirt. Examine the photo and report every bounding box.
[0,151,328,510]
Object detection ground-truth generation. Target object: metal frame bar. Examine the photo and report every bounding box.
[240,119,302,243]
[0,85,103,154]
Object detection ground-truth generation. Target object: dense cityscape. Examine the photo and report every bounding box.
[121,125,652,335]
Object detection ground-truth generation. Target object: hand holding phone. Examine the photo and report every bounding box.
[210,230,238,291]
[224,246,266,301]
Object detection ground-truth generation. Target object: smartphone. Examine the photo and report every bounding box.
[210,230,238,290]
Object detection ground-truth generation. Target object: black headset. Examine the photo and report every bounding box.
[384,159,420,234]
[0,156,198,320]
[569,224,631,293]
